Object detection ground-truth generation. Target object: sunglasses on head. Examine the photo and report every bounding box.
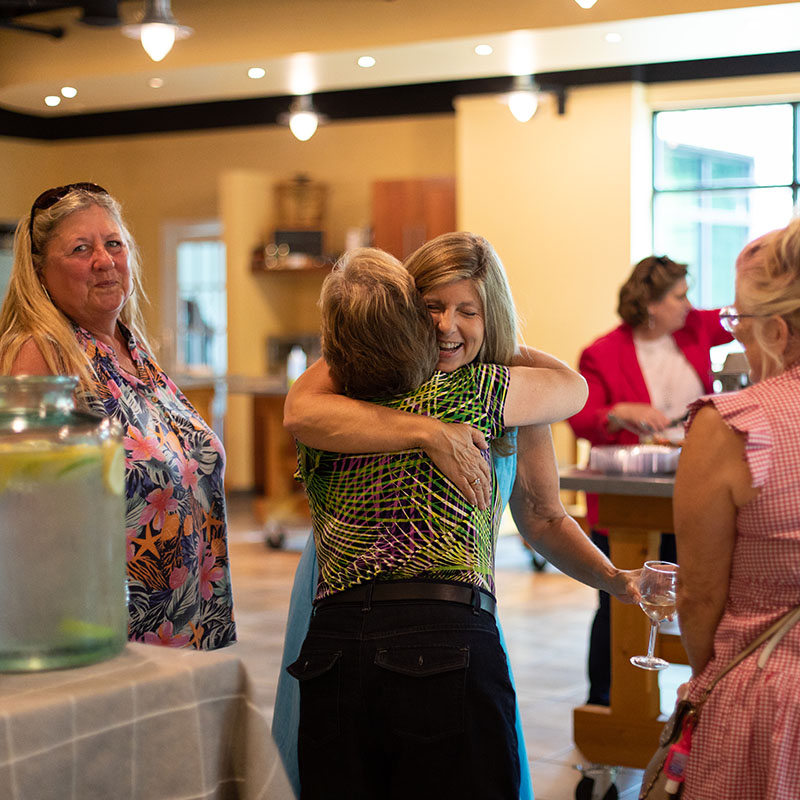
[28,182,108,253]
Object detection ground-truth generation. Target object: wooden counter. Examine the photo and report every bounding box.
[175,375,220,427]
[559,468,687,768]
[227,377,310,528]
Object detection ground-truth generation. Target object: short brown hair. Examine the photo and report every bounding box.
[617,255,688,327]
[320,248,438,399]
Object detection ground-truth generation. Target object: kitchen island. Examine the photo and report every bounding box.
[559,468,687,769]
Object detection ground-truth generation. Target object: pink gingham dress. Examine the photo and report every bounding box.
[681,362,800,800]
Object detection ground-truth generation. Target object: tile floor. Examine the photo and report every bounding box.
[224,495,690,800]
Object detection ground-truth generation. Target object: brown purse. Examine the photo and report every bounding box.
[639,604,800,800]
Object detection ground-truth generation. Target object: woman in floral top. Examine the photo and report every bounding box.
[0,183,235,650]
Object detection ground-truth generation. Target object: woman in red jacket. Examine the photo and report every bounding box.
[568,254,731,705]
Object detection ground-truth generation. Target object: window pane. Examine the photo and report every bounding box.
[654,105,794,190]
[653,187,794,308]
[176,239,227,374]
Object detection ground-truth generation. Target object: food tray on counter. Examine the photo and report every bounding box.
[589,444,681,475]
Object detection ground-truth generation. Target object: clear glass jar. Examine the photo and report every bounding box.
[0,376,127,671]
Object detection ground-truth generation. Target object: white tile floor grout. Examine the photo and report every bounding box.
[226,494,689,800]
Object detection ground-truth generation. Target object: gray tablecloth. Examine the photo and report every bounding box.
[0,643,293,800]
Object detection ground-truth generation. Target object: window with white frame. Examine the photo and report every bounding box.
[653,103,798,306]
[160,220,227,377]
[176,238,227,375]
[652,103,799,367]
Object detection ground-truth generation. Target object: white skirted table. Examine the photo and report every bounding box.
[0,643,294,800]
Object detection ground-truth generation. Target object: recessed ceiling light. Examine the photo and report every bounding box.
[60,86,77,98]
[44,95,61,107]
[605,32,623,43]
[248,67,266,79]
[357,56,376,68]
[148,77,164,88]
[475,44,493,56]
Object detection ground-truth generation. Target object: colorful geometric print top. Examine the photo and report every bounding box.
[296,363,509,600]
[74,322,236,650]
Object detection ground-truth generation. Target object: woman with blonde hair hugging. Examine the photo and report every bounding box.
[287,247,588,798]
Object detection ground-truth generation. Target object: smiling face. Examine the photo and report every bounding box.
[647,277,692,335]
[423,278,485,371]
[39,204,131,334]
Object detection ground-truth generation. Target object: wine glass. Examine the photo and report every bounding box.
[630,560,678,671]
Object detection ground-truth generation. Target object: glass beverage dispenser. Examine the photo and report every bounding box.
[0,376,127,671]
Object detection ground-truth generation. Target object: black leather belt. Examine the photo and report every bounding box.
[314,580,496,617]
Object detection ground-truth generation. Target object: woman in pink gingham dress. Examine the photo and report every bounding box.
[673,223,800,800]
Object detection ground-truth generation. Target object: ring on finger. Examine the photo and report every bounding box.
[472,478,481,486]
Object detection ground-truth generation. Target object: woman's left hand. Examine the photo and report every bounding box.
[607,568,642,604]
[424,421,491,509]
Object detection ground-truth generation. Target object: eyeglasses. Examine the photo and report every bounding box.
[28,182,108,253]
[719,305,768,335]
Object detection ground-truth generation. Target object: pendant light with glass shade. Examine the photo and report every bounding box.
[279,95,328,142]
[507,75,539,123]
[122,0,193,63]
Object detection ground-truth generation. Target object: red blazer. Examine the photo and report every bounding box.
[568,308,732,526]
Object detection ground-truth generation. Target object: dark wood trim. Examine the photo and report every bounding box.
[3,50,800,141]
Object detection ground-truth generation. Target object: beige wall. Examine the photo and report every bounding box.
[2,71,800,482]
[456,84,653,459]
[0,115,457,488]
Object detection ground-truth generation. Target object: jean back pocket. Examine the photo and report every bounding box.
[288,650,342,746]
[374,645,469,741]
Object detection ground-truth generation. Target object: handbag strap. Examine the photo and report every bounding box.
[701,604,800,701]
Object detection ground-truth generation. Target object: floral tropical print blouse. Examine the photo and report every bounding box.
[75,322,236,650]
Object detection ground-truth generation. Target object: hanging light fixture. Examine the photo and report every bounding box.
[506,75,539,123]
[279,95,327,142]
[574,0,599,8]
[122,0,193,63]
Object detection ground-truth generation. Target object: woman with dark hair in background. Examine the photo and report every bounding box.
[568,254,731,705]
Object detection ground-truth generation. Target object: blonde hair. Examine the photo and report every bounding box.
[404,231,519,455]
[320,248,438,399]
[404,232,519,366]
[0,187,149,394]
[736,219,800,374]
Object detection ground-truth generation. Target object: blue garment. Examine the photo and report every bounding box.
[272,431,535,799]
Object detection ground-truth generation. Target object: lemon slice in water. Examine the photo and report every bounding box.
[102,441,125,496]
[0,442,101,492]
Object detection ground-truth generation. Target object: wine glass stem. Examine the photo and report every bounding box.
[647,621,659,658]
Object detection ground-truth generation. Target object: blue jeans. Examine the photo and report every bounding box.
[289,597,520,800]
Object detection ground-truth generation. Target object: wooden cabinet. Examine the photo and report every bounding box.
[179,381,216,427]
[251,393,310,530]
[372,177,456,259]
